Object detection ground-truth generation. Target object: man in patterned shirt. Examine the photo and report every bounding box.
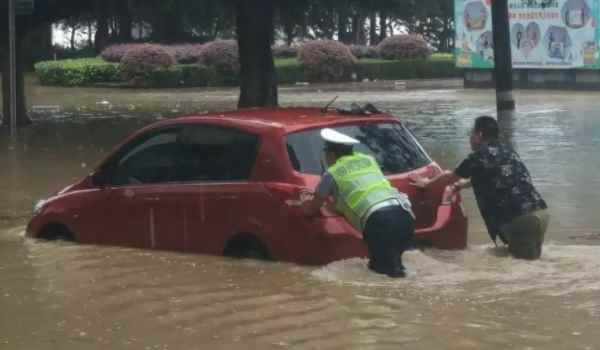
[411,116,549,260]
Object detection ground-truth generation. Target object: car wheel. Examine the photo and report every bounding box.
[38,223,75,242]
[223,234,270,261]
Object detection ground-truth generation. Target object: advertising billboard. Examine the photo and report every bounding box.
[455,0,600,69]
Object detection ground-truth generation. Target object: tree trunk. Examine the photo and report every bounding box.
[379,13,387,41]
[283,22,295,46]
[337,10,350,44]
[351,15,366,45]
[118,0,133,42]
[160,0,185,43]
[88,22,93,46]
[369,13,378,46]
[236,0,278,108]
[1,27,31,128]
[94,0,109,53]
[70,26,76,49]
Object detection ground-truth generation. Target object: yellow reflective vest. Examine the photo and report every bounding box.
[329,152,403,230]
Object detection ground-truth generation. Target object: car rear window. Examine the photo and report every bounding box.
[286,122,430,175]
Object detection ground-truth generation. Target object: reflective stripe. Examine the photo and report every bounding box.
[354,187,399,216]
[329,153,412,231]
[333,157,374,178]
[340,173,383,199]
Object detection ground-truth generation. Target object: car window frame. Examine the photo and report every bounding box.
[284,120,432,176]
[171,123,262,184]
[101,126,183,188]
[99,123,263,188]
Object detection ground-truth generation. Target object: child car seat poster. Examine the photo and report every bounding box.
[455,0,600,68]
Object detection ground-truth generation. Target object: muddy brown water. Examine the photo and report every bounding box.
[1,80,600,349]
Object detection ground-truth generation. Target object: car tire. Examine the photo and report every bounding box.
[223,234,270,261]
[38,223,75,242]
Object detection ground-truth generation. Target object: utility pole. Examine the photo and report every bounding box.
[491,0,515,123]
[8,0,18,138]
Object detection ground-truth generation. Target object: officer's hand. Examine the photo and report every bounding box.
[299,188,315,203]
[409,174,430,189]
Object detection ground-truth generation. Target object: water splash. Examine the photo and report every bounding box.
[312,244,600,297]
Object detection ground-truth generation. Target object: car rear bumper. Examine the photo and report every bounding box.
[415,201,468,249]
[312,186,468,262]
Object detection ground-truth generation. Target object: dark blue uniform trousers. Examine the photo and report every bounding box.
[363,205,415,278]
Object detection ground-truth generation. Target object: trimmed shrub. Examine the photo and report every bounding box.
[142,67,183,88]
[276,64,305,84]
[35,58,121,86]
[121,44,176,85]
[272,45,298,58]
[100,43,147,63]
[35,55,459,88]
[178,64,220,86]
[297,40,357,82]
[167,44,205,64]
[349,45,379,59]
[196,40,240,75]
[377,34,432,60]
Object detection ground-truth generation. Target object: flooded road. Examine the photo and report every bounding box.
[2,80,600,349]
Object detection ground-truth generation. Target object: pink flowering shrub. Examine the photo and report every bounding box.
[377,34,432,60]
[349,45,379,59]
[196,40,240,75]
[272,45,298,58]
[100,44,146,63]
[120,44,176,84]
[166,44,205,64]
[297,40,357,82]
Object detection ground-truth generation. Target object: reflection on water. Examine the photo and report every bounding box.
[1,81,600,349]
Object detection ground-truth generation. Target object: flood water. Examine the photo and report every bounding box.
[1,79,600,349]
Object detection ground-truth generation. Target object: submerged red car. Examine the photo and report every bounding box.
[27,107,467,264]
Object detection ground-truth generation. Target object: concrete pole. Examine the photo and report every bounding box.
[491,0,516,124]
[8,0,18,138]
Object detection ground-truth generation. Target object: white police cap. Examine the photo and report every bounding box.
[320,128,360,145]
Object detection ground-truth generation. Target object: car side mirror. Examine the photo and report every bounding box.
[91,169,111,188]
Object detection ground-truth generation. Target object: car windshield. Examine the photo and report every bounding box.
[286,122,431,175]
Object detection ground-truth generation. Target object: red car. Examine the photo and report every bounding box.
[27,107,467,265]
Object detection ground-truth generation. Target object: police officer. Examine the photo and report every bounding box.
[303,128,415,277]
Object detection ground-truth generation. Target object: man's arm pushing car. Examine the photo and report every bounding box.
[410,170,470,193]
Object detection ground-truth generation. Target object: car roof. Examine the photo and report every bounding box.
[151,107,398,135]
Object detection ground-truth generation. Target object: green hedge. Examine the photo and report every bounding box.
[34,58,121,86]
[35,55,460,88]
[275,57,460,83]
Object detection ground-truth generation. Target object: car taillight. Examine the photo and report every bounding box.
[441,185,464,206]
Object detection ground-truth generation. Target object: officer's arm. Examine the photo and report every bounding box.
[304,172,335,216]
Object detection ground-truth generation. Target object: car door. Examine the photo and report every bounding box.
[96,127,185,250]
[175,124,262,255]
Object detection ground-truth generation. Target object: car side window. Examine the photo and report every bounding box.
[177,125,259,182]
[111,129,180,186]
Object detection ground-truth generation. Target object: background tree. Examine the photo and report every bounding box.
[235,0,277,108]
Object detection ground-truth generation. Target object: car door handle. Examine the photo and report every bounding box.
[143,197,160,202]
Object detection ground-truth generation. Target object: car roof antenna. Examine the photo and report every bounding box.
[320,96,339,114]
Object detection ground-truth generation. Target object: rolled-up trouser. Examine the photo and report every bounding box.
[501,209,550,260]
[363,205,415,277]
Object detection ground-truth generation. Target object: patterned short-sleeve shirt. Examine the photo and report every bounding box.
[455,142,547,241]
